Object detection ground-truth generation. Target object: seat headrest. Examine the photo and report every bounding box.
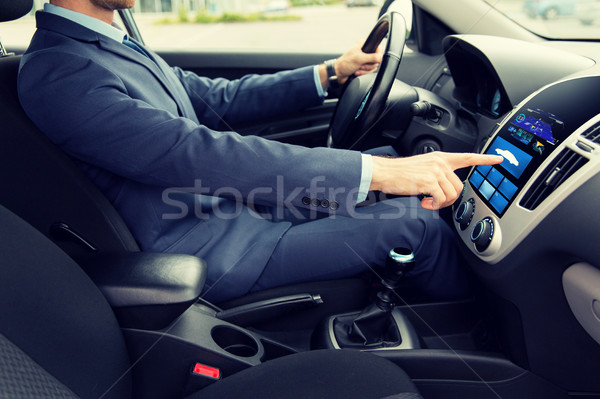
[0,0,33,23]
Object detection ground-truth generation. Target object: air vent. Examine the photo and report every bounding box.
[580,122,600,144]
[520,149,588,211]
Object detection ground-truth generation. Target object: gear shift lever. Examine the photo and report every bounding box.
[331,247,415,348]
[376,247,415,311]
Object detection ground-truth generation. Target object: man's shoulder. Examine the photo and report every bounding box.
[21,12,101,65]
[19,35,95,86]
[24,32,78,59]
[33,11,100,44]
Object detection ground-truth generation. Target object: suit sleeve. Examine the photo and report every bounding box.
[18,51,363,216]
[172,66,323,129]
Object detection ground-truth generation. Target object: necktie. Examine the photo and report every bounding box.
[122,36,149,58]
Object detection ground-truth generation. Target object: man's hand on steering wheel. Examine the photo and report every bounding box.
[318,43,383,89]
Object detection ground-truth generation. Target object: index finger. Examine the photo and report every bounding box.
[443,153,504,171]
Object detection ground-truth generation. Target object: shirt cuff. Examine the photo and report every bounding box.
[357,154,373,203]
[313,65,326,99]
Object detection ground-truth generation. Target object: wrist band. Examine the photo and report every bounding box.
[324,59,339,88]
[325,59,337,81]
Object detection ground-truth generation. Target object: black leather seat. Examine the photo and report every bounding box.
[0,203,422,399]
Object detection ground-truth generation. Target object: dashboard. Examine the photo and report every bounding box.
[417,34,600,265]
[404,33,600,391]
[454,76,600,262]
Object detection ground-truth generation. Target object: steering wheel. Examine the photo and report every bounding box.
[327,12,407,150]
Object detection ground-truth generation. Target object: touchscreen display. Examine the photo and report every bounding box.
[469,77,600,217]
[468,76,600,217]
[469,107,564,216]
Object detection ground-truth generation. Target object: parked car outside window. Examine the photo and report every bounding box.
[574,0,600,24]
[487,0,599,39]
[346,0,381,7]
[522,0,576,19]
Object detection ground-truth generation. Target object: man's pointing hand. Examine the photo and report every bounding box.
[370,152,504,210]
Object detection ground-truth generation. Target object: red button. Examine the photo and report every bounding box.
[192,363,221,380]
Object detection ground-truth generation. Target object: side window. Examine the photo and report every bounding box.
[0,1,412,54]
[132,1,386,52]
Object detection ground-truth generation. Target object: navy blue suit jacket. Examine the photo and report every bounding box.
[18,11,363,302]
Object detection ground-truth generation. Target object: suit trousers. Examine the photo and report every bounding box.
[251,196,468,300]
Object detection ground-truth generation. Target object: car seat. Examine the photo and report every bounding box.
[0,202,422,399]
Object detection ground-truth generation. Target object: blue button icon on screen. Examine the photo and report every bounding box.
[490,192,509,214]
[476,164,492,177]
[479,180,495,201]
[469,170,484,189]
[486,168,504,188]
[498,178,518,200]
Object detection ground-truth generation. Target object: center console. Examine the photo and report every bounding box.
[82,251,301,398]
[453,75,600,262]
[86,223,575,398]
[122,300,299,398]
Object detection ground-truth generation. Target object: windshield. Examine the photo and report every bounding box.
[485,0,600,40]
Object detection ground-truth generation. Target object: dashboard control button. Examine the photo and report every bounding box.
[455,198,475,231]
[470,217,494,252]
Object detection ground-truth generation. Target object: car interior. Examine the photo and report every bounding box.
[1,0,600,398]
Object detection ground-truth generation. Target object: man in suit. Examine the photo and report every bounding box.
[18,0,502,303]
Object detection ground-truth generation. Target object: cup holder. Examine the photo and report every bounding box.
[211,325,259,358]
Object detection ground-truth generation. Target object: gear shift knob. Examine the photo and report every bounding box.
[384,247,415,285]
[372,247,415,312]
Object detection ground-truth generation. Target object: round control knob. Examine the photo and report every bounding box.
[470,217,494,252]
[455,198,475,231]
